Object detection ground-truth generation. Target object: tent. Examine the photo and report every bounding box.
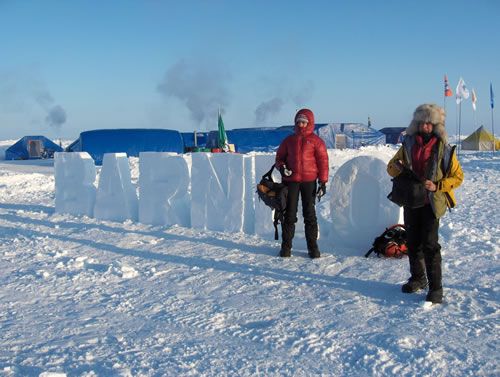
[461,126,500,151]
[5,135,63,160]
[316,123,386,149]
[67,129,184,165]
[379,127,406,144]
[205,127,295,153]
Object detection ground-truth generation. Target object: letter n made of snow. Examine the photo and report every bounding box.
[191,153,245,232]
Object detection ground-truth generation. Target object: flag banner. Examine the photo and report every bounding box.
[444,75,453,97]
[456,77,470,104]
[491,83,495,109]
[471,89,477,111]
[217,111,229,152]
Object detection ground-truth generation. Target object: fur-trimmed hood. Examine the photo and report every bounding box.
[406,104,447,142]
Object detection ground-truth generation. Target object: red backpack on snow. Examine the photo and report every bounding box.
[364,224,408,258]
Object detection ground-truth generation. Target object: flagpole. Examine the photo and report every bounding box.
[492,106,496,152]
[458,101,462,156]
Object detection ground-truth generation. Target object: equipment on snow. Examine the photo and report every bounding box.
[256,165,288,240]
[364,224,408,258]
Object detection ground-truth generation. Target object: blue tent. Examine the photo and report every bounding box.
[205,127,295,153]
[316,123,386,149]
[67,129,184,165]
[5,135,63,160]
[379,127,406,144]
[181,131,209,149]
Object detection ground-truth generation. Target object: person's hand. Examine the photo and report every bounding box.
[424,180,437,192]
[279,165,292,177]
[317,182,326,200]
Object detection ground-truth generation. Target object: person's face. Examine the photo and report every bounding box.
[296,120,308,128]
[419,122,433,134]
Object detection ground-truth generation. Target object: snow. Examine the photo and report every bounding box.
[0,145,499,376]
[94,153,138,222]
[138,152,191,227]
[191,152,246,233]
[54,152,96,217]
[330,156,402,250]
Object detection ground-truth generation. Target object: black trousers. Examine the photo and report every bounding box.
[281,181,318,252]
[404,204,442,292]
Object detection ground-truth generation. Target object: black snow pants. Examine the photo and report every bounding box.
[281,181,318,253]
[404,204,442,292]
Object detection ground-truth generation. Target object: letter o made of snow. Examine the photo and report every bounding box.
[330,156,401,250]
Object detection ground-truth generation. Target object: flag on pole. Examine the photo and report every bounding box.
[471,89,477,111]
[491,83,495,109]
[456,77,470,104]
[444,75,453,97]
[217,109,229,152]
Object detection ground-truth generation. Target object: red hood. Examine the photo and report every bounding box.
[294,108,315,136]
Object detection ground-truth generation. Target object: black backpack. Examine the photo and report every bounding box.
[256,165,288,240]
[364,224,408,258]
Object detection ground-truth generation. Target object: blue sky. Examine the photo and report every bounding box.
[1,0,499,139]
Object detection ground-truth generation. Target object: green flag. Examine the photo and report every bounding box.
[218,111,229,151]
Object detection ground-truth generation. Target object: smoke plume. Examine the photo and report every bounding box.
[255,97,284,125]
[157,60,231,128]
[0,72,67,129]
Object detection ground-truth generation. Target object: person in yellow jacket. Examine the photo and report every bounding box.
[387,104,463,304]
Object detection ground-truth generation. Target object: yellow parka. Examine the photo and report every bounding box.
[387,136,464,218]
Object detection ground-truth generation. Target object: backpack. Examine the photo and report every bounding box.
[256,165,288,240]
[364,224,408,258]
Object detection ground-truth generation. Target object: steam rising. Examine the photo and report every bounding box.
[254,80,315,125]
[157,60,230,128]
[255,97,284,125]
[0,72,67,129]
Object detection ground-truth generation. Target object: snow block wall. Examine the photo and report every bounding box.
[191,153,245,232]
[55,151,403,253]
[329,156,401,250]
[94,153,138,222]
[139,152,190,227]
[54,152,97,217]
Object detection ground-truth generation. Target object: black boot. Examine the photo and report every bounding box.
[401,277,428,293]
[308,248,320,259]
[426,288,443,304]
[424,247,443,303]
[279,248,291,257]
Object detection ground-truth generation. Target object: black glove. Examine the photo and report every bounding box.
[279,165,292,177]
[317,182,326,201]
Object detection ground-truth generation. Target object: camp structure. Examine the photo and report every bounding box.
[461,126,500,151]
[316,123,386,149]
[5,135,63,160]
[66,129,184,165]
[201,123,386,152]
[204,127,295,153]
[379,127,406,144]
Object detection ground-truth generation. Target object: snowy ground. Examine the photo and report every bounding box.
[0,146,498,376]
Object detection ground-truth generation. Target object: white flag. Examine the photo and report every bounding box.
[471,88,477,111]
[456,77,470,104]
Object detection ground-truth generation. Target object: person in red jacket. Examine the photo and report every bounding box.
[275,108,329,258]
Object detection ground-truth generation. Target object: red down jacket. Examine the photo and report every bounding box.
[275,108,329,183]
